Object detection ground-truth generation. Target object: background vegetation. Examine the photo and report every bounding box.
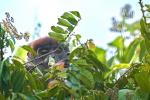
[0,0,150,99]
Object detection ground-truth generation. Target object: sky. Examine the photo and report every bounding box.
[0,0,149,48]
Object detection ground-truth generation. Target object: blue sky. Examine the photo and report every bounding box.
[0,0,149,48]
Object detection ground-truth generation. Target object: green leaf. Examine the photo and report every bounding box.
[36,86,59,98]
[77,68,95,89]
[105,63,129,78]
[0,60,5,81]
[26,72,37,90]
[0,93,5,100]
[51,26,67,34]
[127,21,140,35]
[73,59,90,67]
[145,39,150,54]
[124,38,140,63]
[118,89,139,100]
[57,18,72,28]
[61,12,78,25]
[0,59,10,91]
[86,51,108,72]
[134,71,150,92]
[95,47,106,63]
[14,47,28,61]
[12,58,24,69]
[140,19,147,37]
[75,34,81,41]
[21,45,36,56]
[70,11,81,19]
[140,19,150,54]
[68,47,82,60]
[145,4,150,12]
[139,39,147,61]
[49,32,65,42]
[107,56,115,67]
[110,63,129,71]
[7,39,15,52]
[108,36,124,49]
[11,70,25,92]
[61,83,78,97]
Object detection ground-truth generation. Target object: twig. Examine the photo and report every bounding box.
[114,63,141,87]
[139,0,147,23]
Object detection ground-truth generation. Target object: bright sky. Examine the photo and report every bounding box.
[0,0,149,48]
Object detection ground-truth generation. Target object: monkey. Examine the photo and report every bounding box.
[26,36,69,72]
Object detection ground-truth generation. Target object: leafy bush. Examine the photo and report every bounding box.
[0,0,150,99]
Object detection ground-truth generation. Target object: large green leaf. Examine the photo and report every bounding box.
[6,39,15,52]
[61,12,78,26]
[139,39,147,61]
[70,11,81,19]
[76,68,95,89]
[51,26,67,34]
[94,47,106,63]
[36,86,59,98]
[118,89,139,100]
[26,72,37,90]
[12,58,24,69]
[134,71,150,92]
[124,38,141,63]
[0,59,11,92]
[108,36,124,49]
[105,63,129,79]
[0,93,5,100]
[14,47,28,61]
[49,32,65,42]
[127,21,140,35]
[11,69,25,92]
[140,19,150,54]
[145,39,150,54]
[107,56,115,67]
[86,50,108,72]
[57,18,73,28]
[21,45,36,56]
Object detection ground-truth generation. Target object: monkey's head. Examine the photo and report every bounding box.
[27,36,69,71]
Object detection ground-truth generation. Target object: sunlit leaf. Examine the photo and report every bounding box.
[75,34,81,41]
[95,47,106,63]
[14,47,28,61]
[49,32,65,42]
[124,38,140,63]
[61,12,78,25]
[105,63,129,78]
[108,36,124,49]
[70,11,81,19]
[47,80,59,89]
[57,18,72,28]
[87,41,96,51]
[21,45,36,56]
[51,26,67,34]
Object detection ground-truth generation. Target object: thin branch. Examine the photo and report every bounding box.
[114,63,141,87]
[139,0,147,23]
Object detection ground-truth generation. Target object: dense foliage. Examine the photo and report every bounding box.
[0,0,150,99]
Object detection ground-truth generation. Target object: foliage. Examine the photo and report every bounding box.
[0,0,150,99]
